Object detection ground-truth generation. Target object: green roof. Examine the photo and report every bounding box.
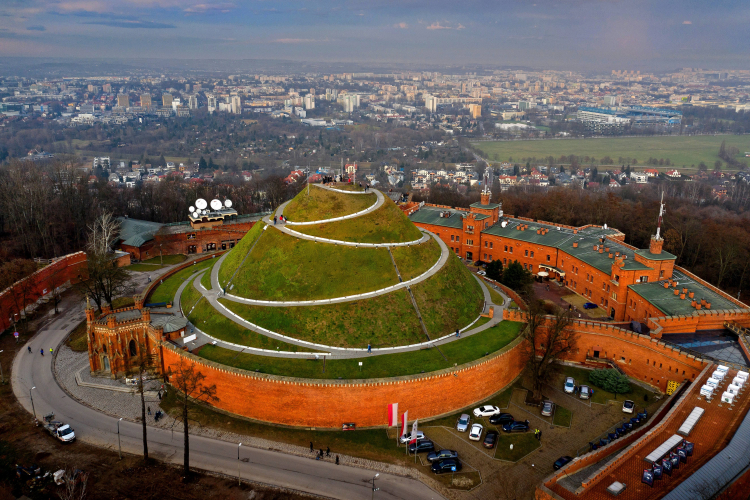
[629,270,739,317]
[470,202,502,210]
[635,248,677,261]
[118,217,164,248]
[408,206,487,230]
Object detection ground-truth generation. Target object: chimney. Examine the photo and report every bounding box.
[605,247,610,252]
[608,253,613,258]
[616,251,620,257]
[599,248,604,254]
[700,298,706,306]
[516,225,521,230]
[688,291,694,299]
[696,304,702,310]
[573,242,579,248]
[594,245,598,251]
[537,229,541,234]
[673,289,679,296]
[574,229,578,234]
[649,236,663,255]
[480,191,491,206]
[680,293,685,300]
[682,287,687,294]
[706,302,711,309]
[663,282,669,289]
[691,300,697,307]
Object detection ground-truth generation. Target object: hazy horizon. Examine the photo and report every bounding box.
[0,0,748,72]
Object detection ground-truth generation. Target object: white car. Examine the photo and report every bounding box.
[477,270,486,276]
[469,423,484,441]
[456,414,470,432]
[622,400,635,414]
[564,377,575,394]
[473,405,501,418]
[400,431,425,444]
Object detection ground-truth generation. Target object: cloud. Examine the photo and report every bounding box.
[184,3,235,14]
[394,22,408,29]
[682,20,692,24]
[426,21,464,30]
[83,19,176,28]
[27,25,46,31]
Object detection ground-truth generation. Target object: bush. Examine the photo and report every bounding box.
[588,369,630,398]
[486,259,503,281]
[500,260,532,292]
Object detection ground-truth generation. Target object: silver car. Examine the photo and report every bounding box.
[456,414,470,432]
[579,385,591,400]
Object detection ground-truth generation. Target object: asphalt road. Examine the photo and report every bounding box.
[10,300,444,500]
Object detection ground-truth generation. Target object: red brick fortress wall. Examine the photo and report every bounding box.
[0,252,88,332]
[160,337,527,428]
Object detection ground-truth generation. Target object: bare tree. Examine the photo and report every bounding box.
[125,341,158,462]
[521,298,577,399]
[167,356,219,477]
[57,467,88,500]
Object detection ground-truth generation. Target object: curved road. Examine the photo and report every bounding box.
[10,303,443,500]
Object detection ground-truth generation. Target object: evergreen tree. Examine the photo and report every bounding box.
[501,260,532,292]
[198,156,208,170]
[486,259,503,281]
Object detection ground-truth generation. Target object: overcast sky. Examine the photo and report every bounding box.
[1,0,748,71]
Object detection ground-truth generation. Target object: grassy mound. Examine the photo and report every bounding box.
[228,229,400,301]
[391,238,441,281]
[147,258,216,304]
[196,320,523,379]
[217,221,266,286]
[293,199,423,244]
[283,185,376,222]
[219,289,424,348]
[412,254,485,336]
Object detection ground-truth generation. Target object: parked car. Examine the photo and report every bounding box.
[541,400,555,417]
[579,385,591,400]
[431,458,462,474]
[469,423,484,441]
[483,430,499,449]
[473,405,501,418]
[408,439,435,453]
[427,450,458,463]
[477,270,486,276]
[622,400,635,414]
[502,420,530,433]
[553,456,574,470]
[564,377,576,394]
[583,302,597,309]
[400,430,425,444]
[456,414,471,432]
[488,413,515,425]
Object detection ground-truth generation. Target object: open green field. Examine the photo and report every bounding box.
[413,255,485,336]
[229,229,399,300]
[217,221,265,286]
[283,185,376,222]
[196,320,523,379]
[472,135,750,170]
[146,258,216,304]
[142,254,187,265]
[125,263,164,272]
[294,199,423,244]
[220,289,424,348]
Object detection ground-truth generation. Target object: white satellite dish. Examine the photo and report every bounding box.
[192,211,199,218]
[210,199,222,211]
[202,210,207,215]
[189,206,195,212]
[195,198,208,210]
[604,223,608,229]
[501,221,508,228]
[224,199,233,208]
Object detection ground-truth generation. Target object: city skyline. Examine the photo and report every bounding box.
[0,0,748,71]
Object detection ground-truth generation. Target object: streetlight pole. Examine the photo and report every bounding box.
[29,387,36,423]
[237,443,242,486]
[371,473,379,500]
[117,418,123,460]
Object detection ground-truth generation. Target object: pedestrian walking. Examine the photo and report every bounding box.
[319,448,323,458]
[326,446,330,457]
[158,391,162,400]
[367,343,372,353]
[147,275,151,283]
[538,430,542,442]
[455,328,460,338]
[148,406,151,415]
[40,349,44,356]
[310,442,314,452]
[49,347,53,354]
[273,216,277,225]
[335,455,339,465]
[27,346,31,353]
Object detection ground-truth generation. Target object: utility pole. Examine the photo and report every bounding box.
[117,418,123,459]
[371,473,379,500]
[238,442,242,485]
[29,386,36,423]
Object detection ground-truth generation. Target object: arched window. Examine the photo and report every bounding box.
[129,339,137,357]
[102,355,110,371]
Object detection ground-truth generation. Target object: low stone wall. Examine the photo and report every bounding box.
[159,335,527,428]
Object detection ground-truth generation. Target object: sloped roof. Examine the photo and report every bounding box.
[117,217,164,248]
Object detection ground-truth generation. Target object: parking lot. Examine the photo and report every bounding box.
[395,369,664,499]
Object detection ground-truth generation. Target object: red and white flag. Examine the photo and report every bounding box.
[401,411,408,439]
[409,419,419,444]
[387,403,398,427]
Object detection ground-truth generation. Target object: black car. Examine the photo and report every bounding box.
[431,458,463,474]
[483,430,499,449]
[426,449,458,463]
[408,439,435,453]
[489,412,515,425]
[502,420,530,433]
[553,456,573,470]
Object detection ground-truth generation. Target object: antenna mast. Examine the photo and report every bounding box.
[655,191,665,240]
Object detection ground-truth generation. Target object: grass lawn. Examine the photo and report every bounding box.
[283,185,376,222]
[470,316,492,330]
[488,287,505,305]
[182,283,313,352]
[196,320,523,379]
[552,406,572,427]
[391,238,441,280]
[412,255,485,337]
[217,222,265,286]
[331,183,365,192]
[220,288,424,348]
[141,254,187,265]
[126,263,164,272]
[111,297,135,309]
[147,258,216,304]
[229,229,399,301]
[294,199,423,244]
[471,135,750,171]
[200,262,214,290]
[557,365,660,406]
[65,320,88,352]
[561,294,609,318]
[494,433,540,462]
